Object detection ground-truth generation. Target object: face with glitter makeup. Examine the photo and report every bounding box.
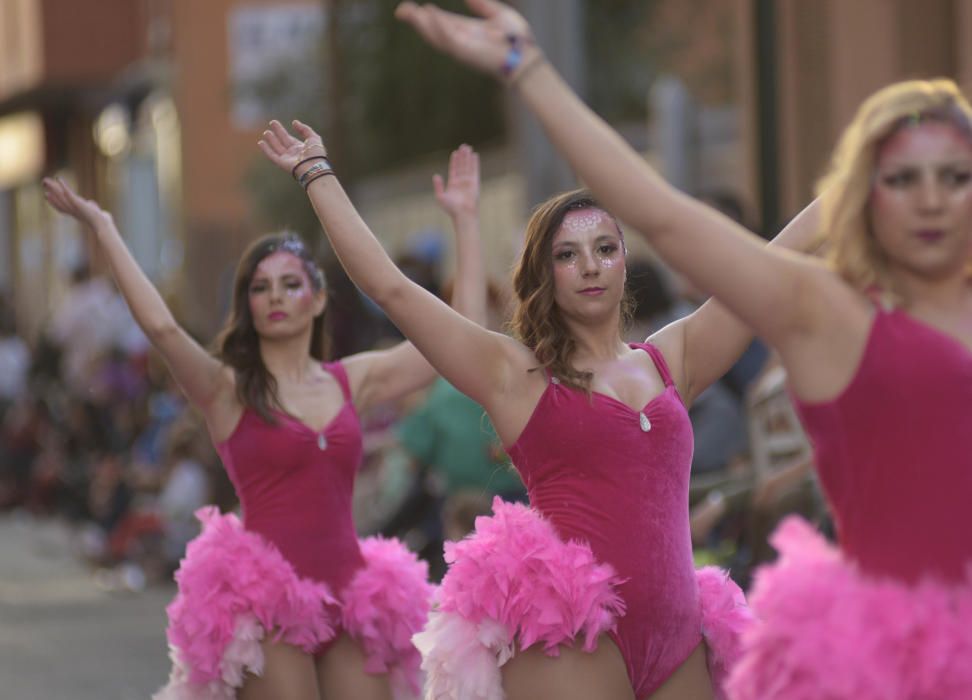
[550,207,626,322]
[870,120,972,281]
[248,251,326,338]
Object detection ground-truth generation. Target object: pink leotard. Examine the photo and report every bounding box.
[507,343,700,698]
[216,361,366,593]
[793,307,972,584]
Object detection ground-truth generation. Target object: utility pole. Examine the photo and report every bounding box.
[511,0,586,208]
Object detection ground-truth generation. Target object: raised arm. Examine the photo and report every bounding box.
[654,198,822,405]
[396,1,868,398]
[257,122,528,414]
[433,144,488,327]
[334,143,491,410]
[42,178,232,418]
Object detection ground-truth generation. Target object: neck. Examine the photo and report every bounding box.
[258,331,317,383]
[891,265,972,313]
[563,313,627,364]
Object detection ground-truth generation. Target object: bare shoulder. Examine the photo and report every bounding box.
[201,365,244,444]
[645,322,687,387]
[793,257,874,336]
[782,260,877,401]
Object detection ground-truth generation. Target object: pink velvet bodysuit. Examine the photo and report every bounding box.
[216,361,366,595]
[793,307,972,584]
[507,343,700,698]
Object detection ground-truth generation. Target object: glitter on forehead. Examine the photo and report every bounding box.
[561,208,611,234]
[272,237,307,256]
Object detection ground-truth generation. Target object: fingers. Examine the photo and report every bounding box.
[256,138,282,165]
[42,177,76,213]
[41,178,65,210]
[261,128,286,155]
[269,119,297,146]
[291,119,318,142]
[450,144,478,182]
[432,173,445,201]
[466,0,504,19]
[397,2,445,47]
[394,1,417,21]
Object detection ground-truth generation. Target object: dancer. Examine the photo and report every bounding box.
[396,3,972,698]
[42,145,486,700]
[257,102,818,699]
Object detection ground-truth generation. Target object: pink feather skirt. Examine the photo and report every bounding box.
[414,497,750,700]
[153,506,434,699]
[727,515,972,700]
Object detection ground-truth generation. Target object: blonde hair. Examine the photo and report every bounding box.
[816,78,972,304]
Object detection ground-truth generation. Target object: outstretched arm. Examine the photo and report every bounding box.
[434,144,488,328]
[338,144,491,410]
[396,1,862,372]
[258,123,526,414]
[42,179,232,417]
[654,198,822,406]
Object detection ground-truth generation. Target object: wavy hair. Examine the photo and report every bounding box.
[816,78,972,304]
[214,232,328,423]
[509,189,633,393]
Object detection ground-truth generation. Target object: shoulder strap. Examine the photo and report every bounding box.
[325,361,353,402]
[634,342,675,387]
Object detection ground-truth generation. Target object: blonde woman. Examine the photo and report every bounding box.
[398,2,972,698]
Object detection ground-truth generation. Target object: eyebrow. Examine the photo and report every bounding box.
[879,158,972,169]
[553,234,620,248]
[251,272,305,283]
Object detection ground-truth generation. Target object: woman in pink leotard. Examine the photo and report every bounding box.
[257,111,818,697]
[42,145,486,700]
[398,3,972,697]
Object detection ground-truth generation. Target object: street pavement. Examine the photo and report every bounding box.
[0,514,172,699]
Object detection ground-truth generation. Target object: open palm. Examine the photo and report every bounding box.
[42,177,113,231]
[395,0,532,76]
[257,119,327,174]
[434,145,480,219]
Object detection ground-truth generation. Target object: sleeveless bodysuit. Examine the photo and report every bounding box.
[794,307,972,583]
[216,361,366,594]
[507,343,701,698]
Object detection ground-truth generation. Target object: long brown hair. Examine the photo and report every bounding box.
[214,232,329,423]
[509,189,633,392]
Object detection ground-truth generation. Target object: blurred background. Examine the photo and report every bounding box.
[0,0,967,697]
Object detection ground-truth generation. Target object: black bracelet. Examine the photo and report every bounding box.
[300,159,335,189]
[291,155,328,180]
[297,159,335,188]
[303,169,336,190]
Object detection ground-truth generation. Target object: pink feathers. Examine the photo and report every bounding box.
[416,498,626,699]
[156,508,433,699]
[341,536,436,699]
[727,516,972,700]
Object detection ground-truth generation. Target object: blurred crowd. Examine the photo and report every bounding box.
[0,197,831,592]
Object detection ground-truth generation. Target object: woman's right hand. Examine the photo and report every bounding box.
[395,0,536,79]
[42,177,113,232]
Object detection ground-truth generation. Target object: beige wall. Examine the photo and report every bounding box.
[763,0,965,217]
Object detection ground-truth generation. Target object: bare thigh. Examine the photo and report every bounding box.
[646,642,713,700]
[316,633,392,700]
[501,634,636,700]
[238,639,319,700]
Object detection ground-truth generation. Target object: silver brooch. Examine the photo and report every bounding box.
[639,412,652,432]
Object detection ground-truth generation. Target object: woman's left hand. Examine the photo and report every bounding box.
[257,119,327,178]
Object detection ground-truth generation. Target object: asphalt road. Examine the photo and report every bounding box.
[0,514,172,699]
